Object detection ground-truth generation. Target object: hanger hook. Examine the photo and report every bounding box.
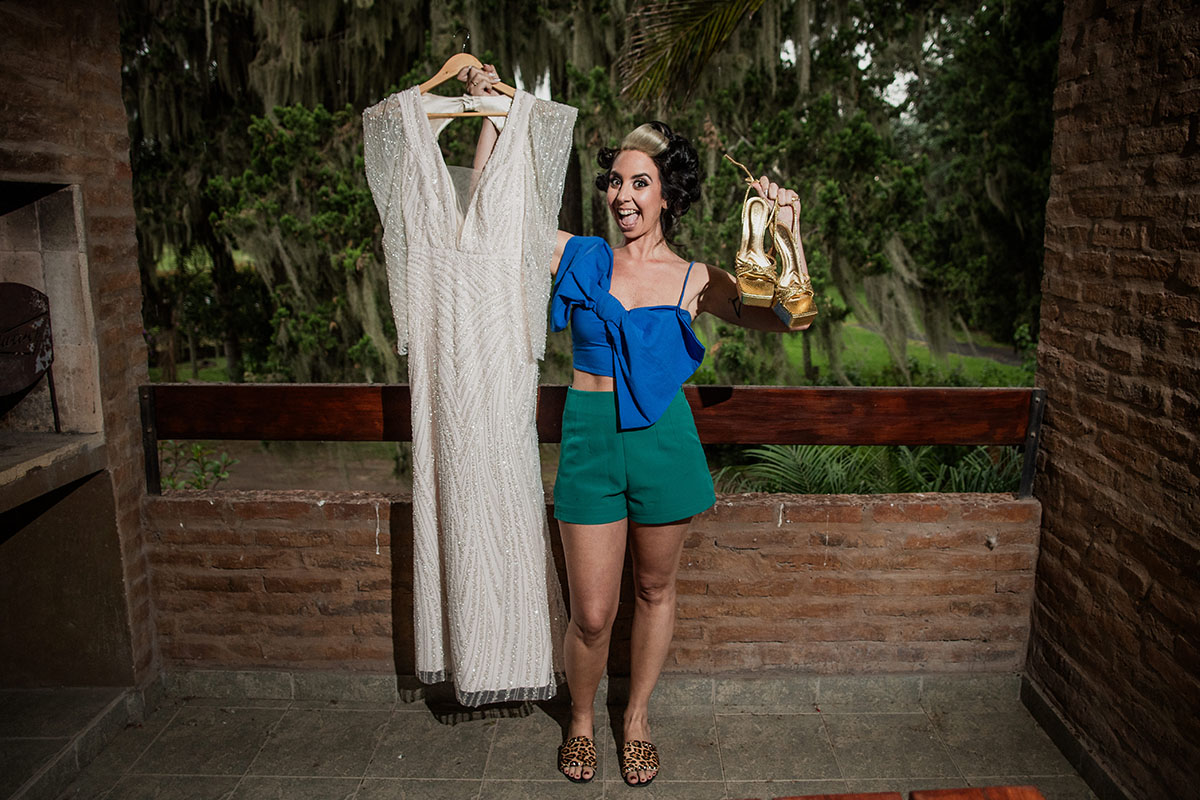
[452,27,471,55]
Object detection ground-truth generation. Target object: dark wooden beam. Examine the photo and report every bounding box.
[151,384,412,442]
[684,385,1033,446]
[1019,388,1047,498]
[142,383,1043,498]
[150,384,1033,447]
[139,385,161,495]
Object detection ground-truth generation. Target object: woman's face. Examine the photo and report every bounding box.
[607,149,667,240]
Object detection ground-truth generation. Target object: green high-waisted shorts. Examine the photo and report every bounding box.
[553,387,715,525]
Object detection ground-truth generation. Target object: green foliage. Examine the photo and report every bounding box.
[209,103,400,382]
[160,441,238,491]
[146,247,272,380]
[636,0,1055,382]
[778,321,1034,388]
[715,444,1022,494]
[898,445,1024,493]
[1012,322,1039,375]
[148,357,233,383]
[692,320,795,386]
[910,0,1061,343]
[124,0,1057,389]
[621,0,768,103]
[121,2,435,383]
[715,444,890,494]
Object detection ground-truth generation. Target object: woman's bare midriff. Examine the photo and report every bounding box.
[572,369,615,392]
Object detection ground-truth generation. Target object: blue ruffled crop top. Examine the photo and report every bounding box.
[550,236,706,430]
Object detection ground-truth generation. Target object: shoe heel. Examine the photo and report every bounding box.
[771,223,818,326]
[773,296,818,326]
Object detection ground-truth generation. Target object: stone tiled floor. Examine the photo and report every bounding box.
[7,675,1100,800]
[1,687,129,800]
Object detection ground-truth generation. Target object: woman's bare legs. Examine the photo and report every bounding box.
[558,518,627,781]
[623,518,690,784]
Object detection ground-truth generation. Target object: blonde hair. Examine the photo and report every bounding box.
[620,123,670,157]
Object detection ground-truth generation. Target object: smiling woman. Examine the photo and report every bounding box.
[596,122,700,240]
[527,115,816,786]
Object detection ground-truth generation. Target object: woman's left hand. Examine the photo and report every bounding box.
[750,176,801,232]
[458,64,502,96]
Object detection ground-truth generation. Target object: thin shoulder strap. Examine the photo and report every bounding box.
[677,261,697,307]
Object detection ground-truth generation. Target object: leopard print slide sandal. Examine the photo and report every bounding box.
[620,739,659,787]
[557,735,596,783]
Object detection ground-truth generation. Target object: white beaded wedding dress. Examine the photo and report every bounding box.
[363,87,576,704]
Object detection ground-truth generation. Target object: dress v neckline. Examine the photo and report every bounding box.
[405,85,527,247]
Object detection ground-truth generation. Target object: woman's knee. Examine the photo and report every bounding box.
[633,576,677,607]
[570,603,619,644]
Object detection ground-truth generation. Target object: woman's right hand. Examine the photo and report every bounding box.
[750,176,802,234]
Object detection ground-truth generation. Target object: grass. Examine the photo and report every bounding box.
[780,322,1033,387]
[150,327,1032,389]
[148,357,230,383]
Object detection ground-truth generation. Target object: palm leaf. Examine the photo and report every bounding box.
[945,446,1023,493]
[737,445,892,495]
[619,0,767,105]
[890,446,946,493]
[724,444,1022,495]
[711,463,759,493]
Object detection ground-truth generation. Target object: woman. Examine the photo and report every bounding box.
[464,68,811,786]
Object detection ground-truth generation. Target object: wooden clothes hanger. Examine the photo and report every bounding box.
[420,53,515,119]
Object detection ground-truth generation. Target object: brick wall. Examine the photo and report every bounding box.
[0,2,155,680]
[144,491,1040,675]
[1030,1,1200,798]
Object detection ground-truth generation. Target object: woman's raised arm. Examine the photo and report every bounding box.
[461,64,502,173]
[697,265,805,331]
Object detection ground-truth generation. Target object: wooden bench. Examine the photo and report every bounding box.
[910,786,1047,800]
[731,786,1046,800]
[139,384,1045,496]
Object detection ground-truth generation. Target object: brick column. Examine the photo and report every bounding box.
[0,1,157,682]
[1030,1,1199,798]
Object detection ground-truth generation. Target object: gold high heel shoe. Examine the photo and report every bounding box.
[772,201,818,326]
[725,154,778,307]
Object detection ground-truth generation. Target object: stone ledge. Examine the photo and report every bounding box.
[0,430,105,514]
[163,668,1024,711]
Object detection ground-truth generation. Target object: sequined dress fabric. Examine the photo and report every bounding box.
[363,87,576,705]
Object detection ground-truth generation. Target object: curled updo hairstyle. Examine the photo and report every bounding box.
[595,121,702,237]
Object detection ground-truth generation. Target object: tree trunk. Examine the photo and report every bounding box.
[162,325,178,383]
[818,318,848,386]
[560,147,584,234]
[758,0,779,97]
[188,328,198,379]
[802,331,817,382]
[206,231,244,383]
[795,0,811,96]
[223,334,243,382]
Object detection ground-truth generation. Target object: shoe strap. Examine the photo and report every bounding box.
[725,153,780,260]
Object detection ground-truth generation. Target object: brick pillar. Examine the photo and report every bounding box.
[0,1,157,683]
[1030,1,1199,798]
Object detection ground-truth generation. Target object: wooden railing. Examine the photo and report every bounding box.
[139,384,1045,497]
